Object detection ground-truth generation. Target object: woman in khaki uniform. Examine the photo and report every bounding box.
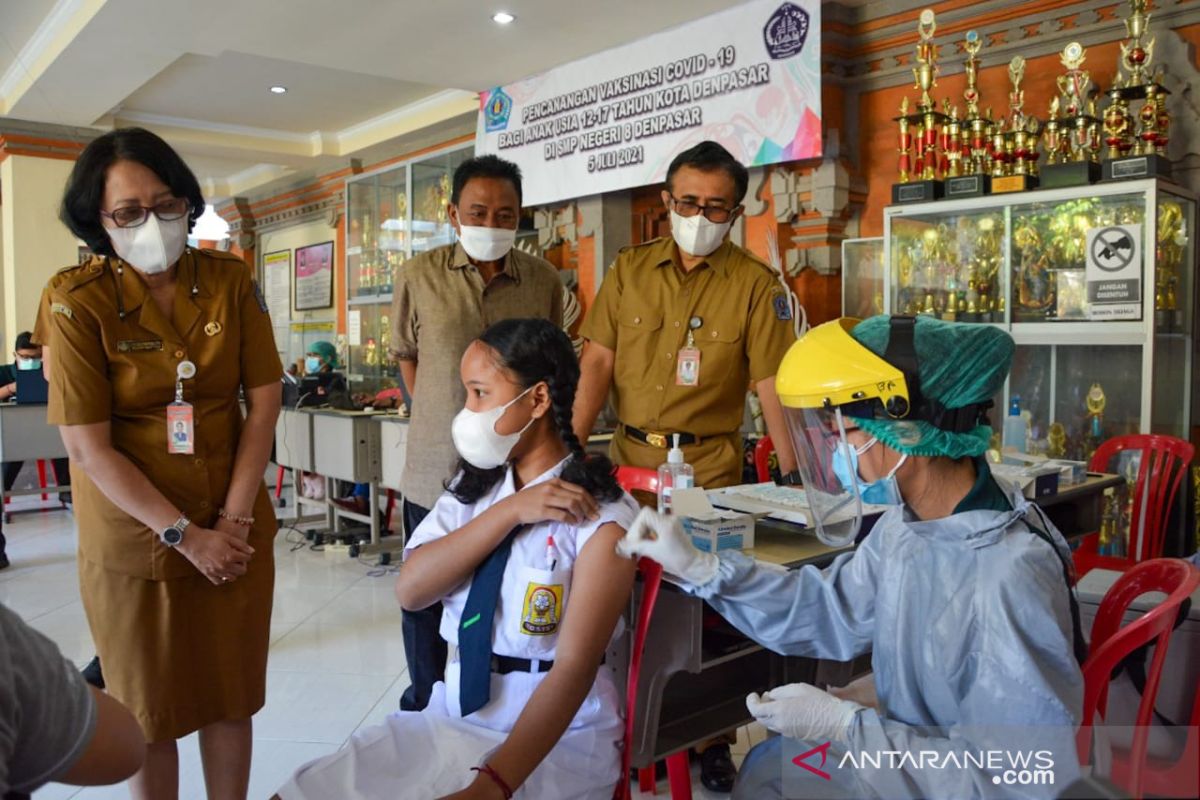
[47,128,282,800]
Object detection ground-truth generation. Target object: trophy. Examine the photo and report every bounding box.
[892,9,947,203]
[1042,42,1102,187]
[1102,0,1172,181]
[1155,200,1186,324]
[945,29,992,198]
[991,57,1039,193]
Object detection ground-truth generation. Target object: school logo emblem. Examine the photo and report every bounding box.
[484,87,513,133]
[773,292,793,321]
[520,582,563,635]
[763,3,810,60]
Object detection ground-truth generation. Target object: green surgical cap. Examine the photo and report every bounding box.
[848,315,1014,458]
[309,340,339,368]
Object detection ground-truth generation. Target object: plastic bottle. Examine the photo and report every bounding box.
[1003,396,1027,453]
[657,434,695,515]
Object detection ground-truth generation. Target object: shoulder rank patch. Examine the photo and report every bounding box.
[252,281,269,313]
[773,292,793,321]
[51,302,74,319]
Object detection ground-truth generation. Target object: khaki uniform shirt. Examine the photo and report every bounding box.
[389,243,563,509]
[44,250,283,580]
[580,237,795,487]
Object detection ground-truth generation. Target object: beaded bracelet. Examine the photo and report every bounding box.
[218,508,255,527]
[470,764,514,800]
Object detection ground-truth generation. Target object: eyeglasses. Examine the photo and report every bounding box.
[669,195,738,223]
[100,198,190,229]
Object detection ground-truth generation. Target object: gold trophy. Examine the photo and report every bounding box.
[946,29,991,197]
[1103,0,1172,180]
[892,9,947,203]
[1047,422,1067,459]
[992,57,1037,193]
[1043,42,1103,186]
[897,97,912,183]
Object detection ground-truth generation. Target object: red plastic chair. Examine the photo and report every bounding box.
[1077,558,1200,799]
[615,465,659,496]
[1112,672,1200,799]
[1073,434,1194,578]
[753,436,774,483]
[613,466,692,799]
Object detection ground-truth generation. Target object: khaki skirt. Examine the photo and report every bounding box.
[78,530,274,742]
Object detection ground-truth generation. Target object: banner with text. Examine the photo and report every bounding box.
[475,0,822,206]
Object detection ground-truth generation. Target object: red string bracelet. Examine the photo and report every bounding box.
[471,764,514,799]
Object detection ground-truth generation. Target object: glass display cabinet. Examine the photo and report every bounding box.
[878,179,1195,459]
[841,237,885,319]
[344,143,472,391]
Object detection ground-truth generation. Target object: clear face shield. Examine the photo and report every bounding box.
[783,405,863,547]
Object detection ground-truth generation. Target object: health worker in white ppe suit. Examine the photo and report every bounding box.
[617,315,1086,799]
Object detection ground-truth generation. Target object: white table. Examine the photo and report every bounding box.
[307,408,402,557]
[0,402,70,520]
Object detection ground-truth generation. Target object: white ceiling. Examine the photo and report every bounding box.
[0,0,741,202]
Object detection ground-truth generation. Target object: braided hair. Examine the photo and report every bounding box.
[447,318,622,506]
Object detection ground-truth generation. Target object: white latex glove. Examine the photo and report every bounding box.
[615,507,719,587]
[746,682,863,743]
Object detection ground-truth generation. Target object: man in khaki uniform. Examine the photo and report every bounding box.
[574,141,797,488]
[389,154,563,713]
[573,141,798,792]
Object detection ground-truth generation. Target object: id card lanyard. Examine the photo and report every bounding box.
[675,316,702,387]
[168,360,197,455]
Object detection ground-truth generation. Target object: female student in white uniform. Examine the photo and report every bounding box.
[277,318,639,800]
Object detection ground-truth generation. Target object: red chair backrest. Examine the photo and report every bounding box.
[615,465,659,496]
[1088,434,1194,562]
[1077,558,1200,798]
[754,436,774,483]
[613,557,664,800]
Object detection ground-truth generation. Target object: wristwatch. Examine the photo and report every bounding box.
[779,470,803,487]
[161,514,191,547]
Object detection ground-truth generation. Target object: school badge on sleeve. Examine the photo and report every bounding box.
[520,583,563,635]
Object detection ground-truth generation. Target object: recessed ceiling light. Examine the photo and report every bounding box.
[269,85,288,94]
[492,11,515,24]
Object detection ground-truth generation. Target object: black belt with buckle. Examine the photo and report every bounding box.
[490,653,604,674]
[623,425,699,449]
[491,654,554,674]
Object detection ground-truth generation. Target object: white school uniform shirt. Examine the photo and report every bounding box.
[404,457,639,662]
[279,460,638,800]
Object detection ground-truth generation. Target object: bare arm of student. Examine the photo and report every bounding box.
[398,358,417,396]
[460,523,636,797]
[396,480,600,612]
[59,423,253,584]
[56,688,145,785]
[757,376,798,474]
[572,341,614,445]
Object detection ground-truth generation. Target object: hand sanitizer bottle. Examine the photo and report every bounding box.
[1003,396,1027,454]
[657,434,695,515]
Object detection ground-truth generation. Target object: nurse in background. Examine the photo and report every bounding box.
[279,318,637,799]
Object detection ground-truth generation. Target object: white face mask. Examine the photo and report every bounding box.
[457,224,517,262]
[670,209,732,257]
[107,214,188,275]
[451,386,536,470]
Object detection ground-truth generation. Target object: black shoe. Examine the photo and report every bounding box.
[699,744,737,793]
[628,759,668,783]
[0,551,9,570]
[82,656,105,689]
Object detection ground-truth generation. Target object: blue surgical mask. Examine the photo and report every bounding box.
[305,356,323,374]
[832,437,906,506]
[16,358,41,371]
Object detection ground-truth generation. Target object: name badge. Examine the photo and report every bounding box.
[117,339,163,353]
[167,402,194,455]
[676,346,701,386]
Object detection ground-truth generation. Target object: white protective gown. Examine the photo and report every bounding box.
[278,459,639,799]
[696,484,1085,800]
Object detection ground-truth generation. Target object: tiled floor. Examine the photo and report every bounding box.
[3,497,766,799]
